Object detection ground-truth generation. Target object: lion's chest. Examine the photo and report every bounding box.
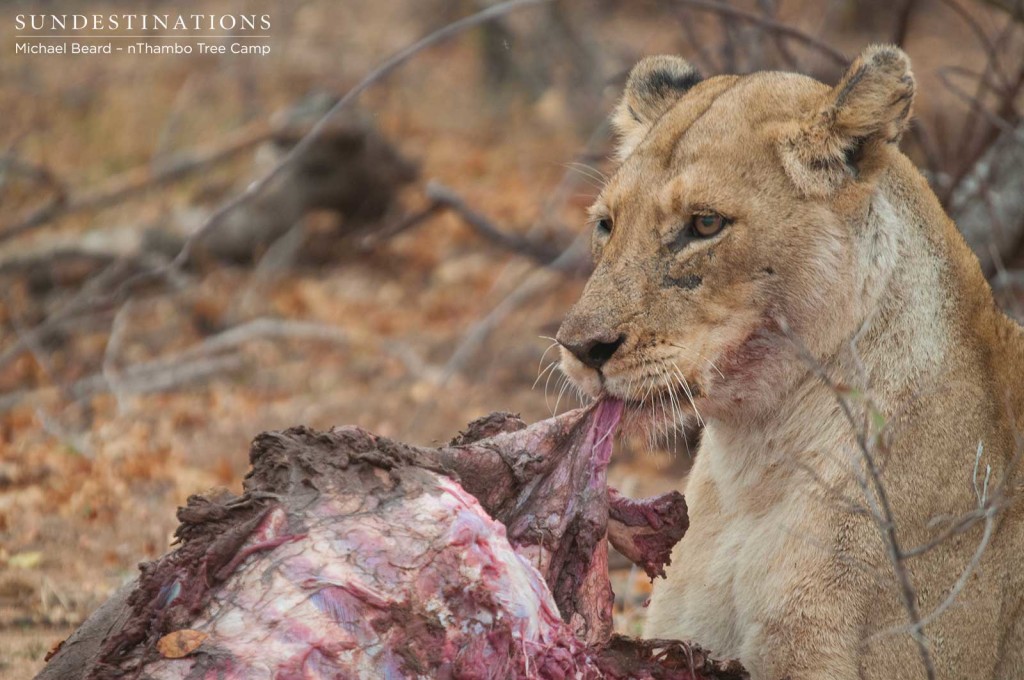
[644,436,842,672]
[664,494,802,647]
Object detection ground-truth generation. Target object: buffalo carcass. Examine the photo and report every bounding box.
[38,401,746,679]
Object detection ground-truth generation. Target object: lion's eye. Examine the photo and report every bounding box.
[596,217,613,236]
[689,212,728,238]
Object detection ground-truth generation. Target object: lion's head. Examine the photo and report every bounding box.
[557,45,916,428]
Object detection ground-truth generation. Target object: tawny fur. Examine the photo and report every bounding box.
[557,45,1024,680]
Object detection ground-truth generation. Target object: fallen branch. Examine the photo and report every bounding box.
[0,120,277,245]
[426,181,568,262]
[166,0,553,274]
[361,182,575,263]
[0,317,350,413]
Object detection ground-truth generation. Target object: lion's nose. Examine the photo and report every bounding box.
[559,332,626,371]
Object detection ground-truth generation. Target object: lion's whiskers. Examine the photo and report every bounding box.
[657,365,678,451]
[533,342,560,390]
[535,359,558,392]
[562,162,608,191]
[534,339,561,385]
[564,161,608,184]
[667,372,686,450]
[655,367,673,450]
[664,365,691,452]
[670,363,704,427]
[552,371,573,415]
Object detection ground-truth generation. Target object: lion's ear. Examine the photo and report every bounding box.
[780,45,915,196]
[612,56,702,161]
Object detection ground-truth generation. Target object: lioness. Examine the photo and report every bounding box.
[556,45,1024,679]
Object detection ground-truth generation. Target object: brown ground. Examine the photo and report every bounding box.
[0,1,1012,677]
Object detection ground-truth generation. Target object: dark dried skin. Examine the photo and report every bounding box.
[595,636,750,680]
[38,404,745,680]
[447,411,527,446]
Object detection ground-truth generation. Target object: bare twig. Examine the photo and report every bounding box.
[101,299,134,415]
[891,0,919,47]
[934,1,1024,205]
[678,7,720,73]
[942,75,1024,271]
[777,320,936,679]
[988,239,1024,321]
[229,222,309,320]
[870,437,1021,642]
[717,12,740,73]
[674,0,848,67]
[940,63,1023,152]
[359,200,447,249]
[35,407,95,458]
[937,0,1011,90]
[779,320,1023,680]
[440,234,587,382]
[87,355,246,401]
[0,153,66,195]
[148,317,349,369]
[0,252,182,374]
[908,122,944,184]
[426,181,566,262]
[757,0,799,70]
[405,123,610,435]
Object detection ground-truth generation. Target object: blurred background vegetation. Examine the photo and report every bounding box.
[2,0,1022,675]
